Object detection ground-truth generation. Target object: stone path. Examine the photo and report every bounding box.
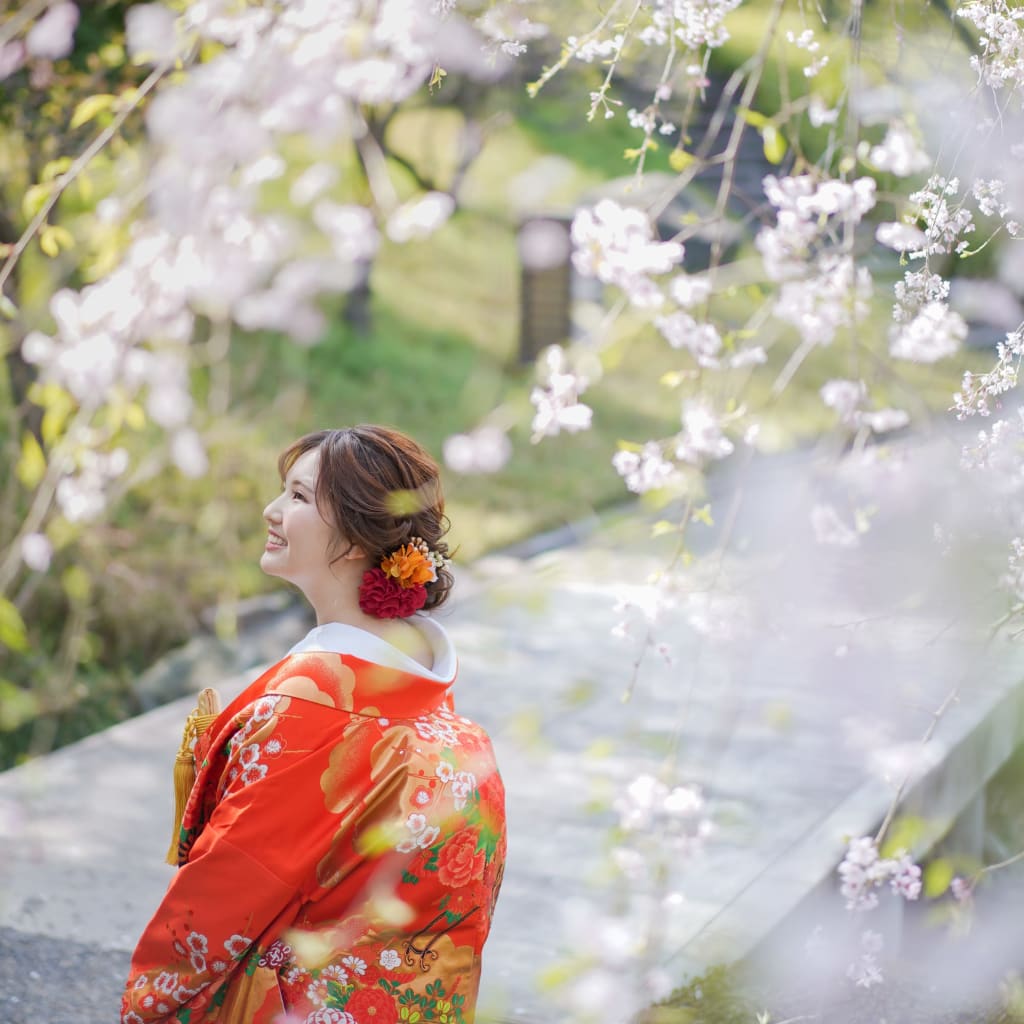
[3,434,1024,1023]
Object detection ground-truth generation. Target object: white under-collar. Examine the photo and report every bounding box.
[287,616,457,684]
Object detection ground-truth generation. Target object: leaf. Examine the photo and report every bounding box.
[880,815,927,859]
[22,183,52,220]
[924,857,955,899]
[39,224,73,258]
[651,519,678,538]
[0,294,18,320]
[0,599,28,653]
[70,93,116,130]
[669,148,695,172]
[62,565,92,604]
[16,432,46,489]
[41,157,73,182]
[428,64,447,93]
[692,503,714,526]
[0,679,38,731]
[737,107,770,129]
[762,125,788,165]
[39,227,59,258]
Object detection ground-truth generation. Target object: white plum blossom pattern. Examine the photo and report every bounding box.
[380,948,402,970]
[451,771,477,810]
[414,717,459,746]
[224,933,253,959]
[397,813,442,852]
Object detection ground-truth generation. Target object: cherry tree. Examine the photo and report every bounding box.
[4,0,1024,1018]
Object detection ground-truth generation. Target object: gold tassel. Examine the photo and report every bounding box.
[165,688,221,865]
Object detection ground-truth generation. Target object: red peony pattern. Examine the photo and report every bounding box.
[436,830,486,888]
[345,986,399,1023]
[358,568,427,619]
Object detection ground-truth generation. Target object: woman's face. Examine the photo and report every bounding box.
[260,447,341,588]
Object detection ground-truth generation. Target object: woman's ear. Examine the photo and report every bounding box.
[341,541,368,562]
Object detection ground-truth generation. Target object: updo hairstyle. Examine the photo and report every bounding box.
[278,426,454,611]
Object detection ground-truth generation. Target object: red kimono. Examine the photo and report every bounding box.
[122,621,506,1024]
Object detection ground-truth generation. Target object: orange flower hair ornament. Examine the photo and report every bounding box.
[358,537,449,619]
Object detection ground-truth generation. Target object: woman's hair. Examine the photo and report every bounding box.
[278,426,453,611]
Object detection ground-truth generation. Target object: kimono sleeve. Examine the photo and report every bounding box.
[121,696,373,1024]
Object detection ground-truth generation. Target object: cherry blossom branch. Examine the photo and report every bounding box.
[0,0,54,49]
[873,685,961,848]
[0,60,169,298]
[526,0,633,99]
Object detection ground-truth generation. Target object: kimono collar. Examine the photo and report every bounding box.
[244,615,459,720]
[287,616,456,683]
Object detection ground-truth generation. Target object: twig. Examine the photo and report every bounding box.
[873,685,961,848]
[0,60,170,297]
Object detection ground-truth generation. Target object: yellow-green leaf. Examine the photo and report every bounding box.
[39,225,66,258]
[0,679,38,730]
[61,565,91,603]
[651,519,678,538]
[41,156,73,182]
[737,107,770,129]
[0,294,18,320]
[123,402,146,431]
[70,93,116,130]
[16,432,46,489]
[880,815,926,859]
[692,503,714,526]
[22,183,52,220]
[428,64,447,92]
[0,598,28,653]
[924,857,955,899]
[762,125,788,165]
[669,148,695,172]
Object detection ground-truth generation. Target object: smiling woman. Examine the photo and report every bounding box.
[122,426,506,1024]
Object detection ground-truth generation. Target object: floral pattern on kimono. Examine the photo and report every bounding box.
[123,647,506,1024]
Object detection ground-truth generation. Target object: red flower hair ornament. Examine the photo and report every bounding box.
[358,537,448,619]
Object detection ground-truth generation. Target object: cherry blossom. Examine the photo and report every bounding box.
[25,2,79,60]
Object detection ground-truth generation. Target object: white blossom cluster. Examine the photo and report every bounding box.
[0,1,80,79]
[571,199,683,308]
[907,176,975,257]
[954,328,1024,418]
[757,175,876,282]
[614,773,710,854]
[757,175,876,347]
[820,379,914,436]
[775,254,872,347]
[890,264,965,365]
[847,929,885,989]
[1000,536,1024,603]
[861,121,930,178]
[475,3,547,58]
[837,836,922,912]
[786,28,829,78]
[959,0,1024,92]
[530,346,594,441]
[639,0,743,51]
[612,442,680,495]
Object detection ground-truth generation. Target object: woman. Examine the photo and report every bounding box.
[122,426,507,1024]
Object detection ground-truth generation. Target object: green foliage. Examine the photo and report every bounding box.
[641,964,754,1024]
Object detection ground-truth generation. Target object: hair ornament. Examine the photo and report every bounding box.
[359,536,450,619]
